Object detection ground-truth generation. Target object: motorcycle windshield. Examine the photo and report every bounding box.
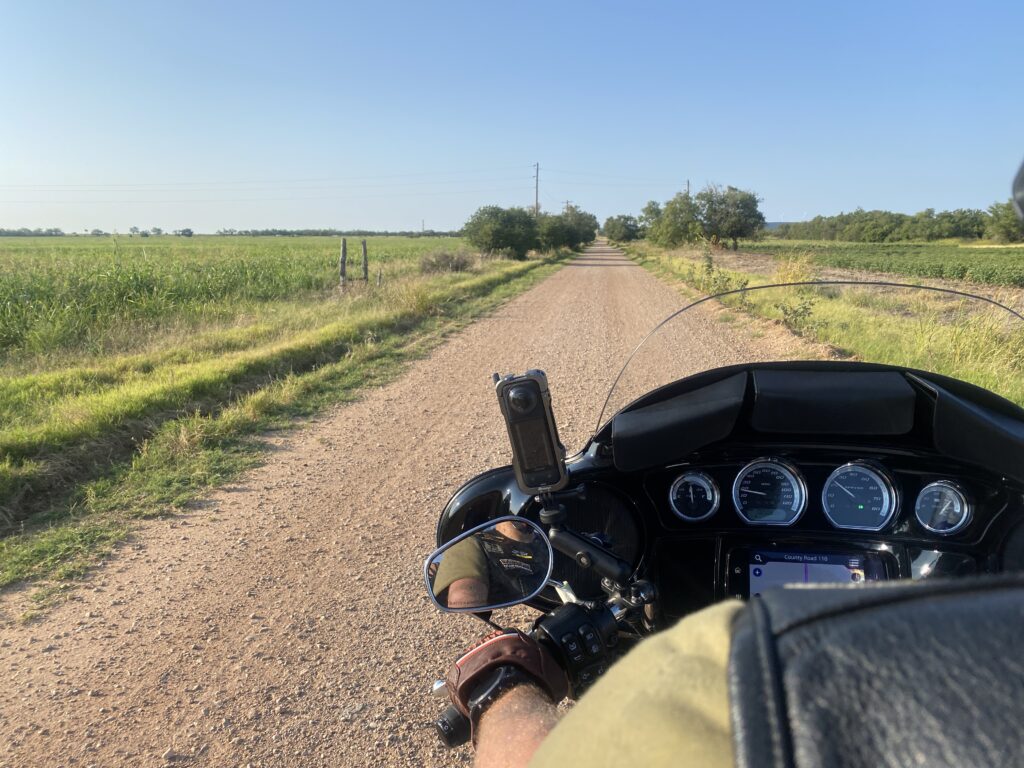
[593,280,1024,437]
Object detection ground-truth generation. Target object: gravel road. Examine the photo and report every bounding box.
[0,244,806,768]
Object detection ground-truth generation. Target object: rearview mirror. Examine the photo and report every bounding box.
[424,517,553,613]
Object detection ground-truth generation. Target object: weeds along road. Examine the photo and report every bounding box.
[0,244,803,768]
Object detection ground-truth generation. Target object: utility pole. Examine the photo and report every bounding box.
[533,162,540,216]
[686,179,691,196]
[563,200,573,213]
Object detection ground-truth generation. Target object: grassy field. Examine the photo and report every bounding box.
[629,243,1024,407]
[739,238,1024,286]
[0,235,566,594]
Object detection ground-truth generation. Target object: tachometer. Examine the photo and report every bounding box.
[732,459,807,526]
[669,471,720,522]
[915,481,971,534]
[821,462,898,531]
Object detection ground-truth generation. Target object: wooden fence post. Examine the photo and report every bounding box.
[361,239,369,281]
[339,237,347,288]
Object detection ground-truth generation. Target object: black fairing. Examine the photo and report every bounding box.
[435,466,534,546]
[728,574,1024,768]
[601,362,1024,483]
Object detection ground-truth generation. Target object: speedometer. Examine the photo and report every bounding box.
[732,459,807,526]
[822,462,898,531]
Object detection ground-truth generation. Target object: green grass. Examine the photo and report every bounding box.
[0,235,567,592]
[738,238,1024,286]
[629,244,1024,407]
[0,235,448,360]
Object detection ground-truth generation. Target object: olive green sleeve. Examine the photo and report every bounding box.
[431,537,488,597]
[529,599,742,768]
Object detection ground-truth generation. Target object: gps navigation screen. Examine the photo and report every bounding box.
[748,550,886,596]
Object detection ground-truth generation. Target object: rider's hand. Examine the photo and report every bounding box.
[445,629,568,741]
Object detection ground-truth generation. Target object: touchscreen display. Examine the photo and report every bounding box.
[748,550,886,596]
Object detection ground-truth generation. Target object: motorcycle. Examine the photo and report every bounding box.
[422,277,1024,748]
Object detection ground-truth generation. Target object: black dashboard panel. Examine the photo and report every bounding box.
[438,363,1024,620]
[637,444,1013,618]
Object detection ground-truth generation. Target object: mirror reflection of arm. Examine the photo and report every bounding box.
[447,577,489,610]
[431,537,489,608]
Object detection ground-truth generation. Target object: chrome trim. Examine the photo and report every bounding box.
[668,470,721,522]
[422,515,555,613]
[820,461,899,532]
[915,480,972,535]
[731,458,807,527]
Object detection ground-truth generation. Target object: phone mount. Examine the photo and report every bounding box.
[538,489,632,589]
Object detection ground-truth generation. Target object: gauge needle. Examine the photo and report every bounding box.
[744,489,768,496]
[939,499,952,518]
[689,487,694,504]
[835,482,856,499]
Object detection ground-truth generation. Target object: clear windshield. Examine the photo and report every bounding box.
[595,280,1024,436]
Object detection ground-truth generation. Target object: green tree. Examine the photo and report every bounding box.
[986,201,1024,243]
[603,215,640,242]
[538,213,574,250]
[462,206,539,259]
[639,201,663,237]
[649,192,701,247]
[696,185,765,249]
[562,205,598,247]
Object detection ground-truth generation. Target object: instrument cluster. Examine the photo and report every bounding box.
[667,457,973,536]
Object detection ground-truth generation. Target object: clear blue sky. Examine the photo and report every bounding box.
[2,0,1022,232]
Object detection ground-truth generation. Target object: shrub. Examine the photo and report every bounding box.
[419,249,474,274]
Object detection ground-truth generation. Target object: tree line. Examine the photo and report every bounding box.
[0,228,67,237]
[604,184,766,250]
[461,205,598,258]
[773,200,1024,243]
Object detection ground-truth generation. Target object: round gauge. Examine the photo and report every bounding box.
[915,481,971,535]
[732,459,807,526]
[821,463,898,531]
[669,471,720,522]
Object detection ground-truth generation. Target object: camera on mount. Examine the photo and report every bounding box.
[493,370,568,495]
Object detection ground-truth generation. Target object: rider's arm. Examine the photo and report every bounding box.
[472,599,742,768]
[473,684,559,768]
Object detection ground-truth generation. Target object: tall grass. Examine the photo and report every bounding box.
[630,244,1024,407]
[0,235,448,358]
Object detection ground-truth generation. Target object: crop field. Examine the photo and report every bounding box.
[0,235,564,588]
[630,244,1024,408]
[0,235,455,359]
[739,238,1024,286]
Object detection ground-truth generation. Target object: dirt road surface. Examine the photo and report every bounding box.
[0,245,805,768]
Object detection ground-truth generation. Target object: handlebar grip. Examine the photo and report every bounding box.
[435,704,471,748]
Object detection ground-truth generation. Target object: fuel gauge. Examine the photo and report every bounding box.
[915,481,971,535]
[669,471,720,522]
